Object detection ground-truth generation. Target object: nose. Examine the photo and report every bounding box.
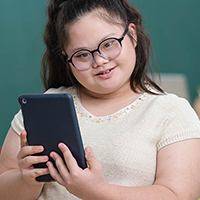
[92,51,109,68]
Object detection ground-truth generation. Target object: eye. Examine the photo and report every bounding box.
[74,51,91,58]
[103,40,115,49]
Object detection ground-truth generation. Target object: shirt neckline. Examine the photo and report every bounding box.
[67,86,150,123]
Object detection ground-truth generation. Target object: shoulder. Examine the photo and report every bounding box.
[148,92,195,116]
[155,92,188,105]
[44,86,77,95]
[144,92,200,134]
[150,93,200,150]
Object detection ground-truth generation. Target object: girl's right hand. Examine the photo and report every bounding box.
[17,130,50,186]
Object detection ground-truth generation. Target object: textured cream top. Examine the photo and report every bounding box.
[11,86,200,200]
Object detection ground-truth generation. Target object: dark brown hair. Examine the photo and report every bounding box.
[41,0,164,94]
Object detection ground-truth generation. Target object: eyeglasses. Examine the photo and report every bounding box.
[66,28,128,71]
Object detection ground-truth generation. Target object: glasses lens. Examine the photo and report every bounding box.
[99,38,122,59]
[70,38,122,70]
[72,50,93,70]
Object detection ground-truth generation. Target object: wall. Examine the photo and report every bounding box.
[0,0,47,145]
[0,0,200,145]
[131,0,200,101]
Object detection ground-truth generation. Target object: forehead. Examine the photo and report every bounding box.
[65,11,124,51]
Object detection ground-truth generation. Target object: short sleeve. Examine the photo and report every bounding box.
[156,95,200,151]
[11,109,24,135]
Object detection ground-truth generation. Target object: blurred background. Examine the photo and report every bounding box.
[0,0,200,146]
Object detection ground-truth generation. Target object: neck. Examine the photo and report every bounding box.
[79,82,140,100]
[78,83,142,116]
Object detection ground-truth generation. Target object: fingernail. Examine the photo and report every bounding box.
[50,152,55,158]
[38,146,43,151]
[86,147,92,153]
[59,143,65,149]
[43,156,49,161]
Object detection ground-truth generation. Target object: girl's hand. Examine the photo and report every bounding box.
[17,130,50,186]
[47,143,109,200]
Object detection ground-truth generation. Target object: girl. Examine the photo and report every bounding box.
[0,0,200,199]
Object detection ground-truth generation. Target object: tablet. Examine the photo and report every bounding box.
[18,93,87,182]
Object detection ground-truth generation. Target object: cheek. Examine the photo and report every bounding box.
[70,67,81,81]
[70,66,90,84]
[126,38,137,56]
[120,40,136,68]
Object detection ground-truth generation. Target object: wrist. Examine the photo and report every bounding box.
[18,172,44,193]
[86,182,112,200]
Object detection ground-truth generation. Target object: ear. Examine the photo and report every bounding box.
[128,23,137,48]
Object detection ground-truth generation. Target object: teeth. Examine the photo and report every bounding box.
[102,70,110,75]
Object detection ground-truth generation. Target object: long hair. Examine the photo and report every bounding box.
[41,0,164,94]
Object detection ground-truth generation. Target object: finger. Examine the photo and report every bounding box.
[20,130,28,148]
[34,167,50,178]
[18,145,44,160]
[19,155,49,169]
[23,167,50,181]
[46,161,65,185]
[85,146,101,171]
[58,143,79,172]
[50,151,70,180]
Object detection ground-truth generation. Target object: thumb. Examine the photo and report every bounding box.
[85,146,100,170]
[20,130,28,148]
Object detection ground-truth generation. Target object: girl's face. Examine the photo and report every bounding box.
[64,12,137,96]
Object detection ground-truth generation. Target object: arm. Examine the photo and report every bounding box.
[47,139,200,200]
[0,128,49,200]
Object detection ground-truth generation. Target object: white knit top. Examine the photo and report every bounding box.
[11,86,200,200]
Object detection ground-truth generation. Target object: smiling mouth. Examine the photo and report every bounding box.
[98,69,111,75]
[96,68,115,76]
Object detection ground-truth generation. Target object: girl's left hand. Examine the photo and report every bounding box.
[47,143,109,200]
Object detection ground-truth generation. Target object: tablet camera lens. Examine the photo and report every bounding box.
[22,98,27,104]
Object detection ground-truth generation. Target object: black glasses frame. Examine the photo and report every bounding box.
[66,28,129,70]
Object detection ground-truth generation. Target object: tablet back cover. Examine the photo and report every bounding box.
[18,93,87,181]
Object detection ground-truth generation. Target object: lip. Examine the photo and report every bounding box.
[95,67,116,76]
[94,67,116,79]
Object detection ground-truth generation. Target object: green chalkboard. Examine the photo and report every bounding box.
[0,1,47,145]
[1,0,200,146]
[131,0,200,102]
